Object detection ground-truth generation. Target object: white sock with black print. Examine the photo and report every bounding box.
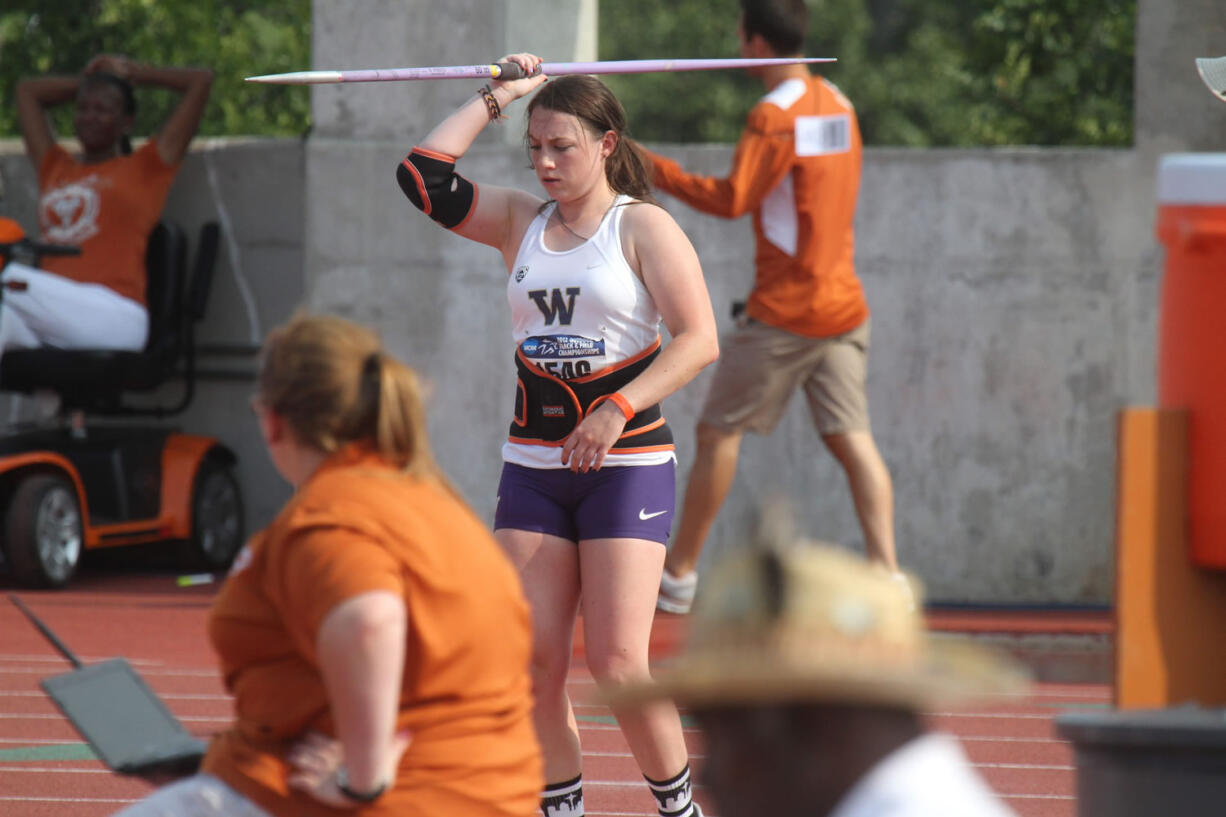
[644,763,700,817]
[541,774,584,817]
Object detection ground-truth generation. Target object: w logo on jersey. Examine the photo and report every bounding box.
[528,287,581,326]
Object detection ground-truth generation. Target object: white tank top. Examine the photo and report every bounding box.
[503,195,672,468]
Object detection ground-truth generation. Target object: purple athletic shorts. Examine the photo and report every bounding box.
[493,461,676,544]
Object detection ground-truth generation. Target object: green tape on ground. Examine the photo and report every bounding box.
[0,743,98,761]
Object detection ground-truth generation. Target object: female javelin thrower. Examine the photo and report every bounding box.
[396,53,717,817]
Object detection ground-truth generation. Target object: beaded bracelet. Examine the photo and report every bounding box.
[478,84,505,123]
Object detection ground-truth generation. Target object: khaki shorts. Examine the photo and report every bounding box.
[700,318,871,436]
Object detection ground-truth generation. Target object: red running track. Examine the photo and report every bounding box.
[0,569,1102,817]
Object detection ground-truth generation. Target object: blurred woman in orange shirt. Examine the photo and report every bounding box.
[113,314,542,817]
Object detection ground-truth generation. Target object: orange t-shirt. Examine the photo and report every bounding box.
[37,140,179,306]
[648,75,868,338]
[202,446,542,817]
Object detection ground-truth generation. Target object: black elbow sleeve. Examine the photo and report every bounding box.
[397,148,477,229]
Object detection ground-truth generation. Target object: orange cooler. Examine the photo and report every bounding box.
[1157,153,1226,568]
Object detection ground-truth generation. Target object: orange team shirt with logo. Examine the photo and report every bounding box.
[37,139,179,306]
[203,446,543,817]
[649,75,867,339]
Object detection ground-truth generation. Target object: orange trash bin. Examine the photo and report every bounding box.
[1157,153,1226,569]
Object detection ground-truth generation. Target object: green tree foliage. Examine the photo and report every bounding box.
[1,1,1132,146]
[596,0,764,143]
[0,0,310,140]
[600,0,1135,146]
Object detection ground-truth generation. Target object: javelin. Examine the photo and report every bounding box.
[245,57,835,85]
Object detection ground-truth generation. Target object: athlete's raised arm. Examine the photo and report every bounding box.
[396,53,548,267]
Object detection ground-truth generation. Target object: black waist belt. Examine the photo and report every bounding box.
[509,343,673,452]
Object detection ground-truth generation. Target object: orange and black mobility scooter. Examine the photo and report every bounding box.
[0,217,243,588]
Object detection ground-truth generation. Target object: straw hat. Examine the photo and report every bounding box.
[603,541,1029,709]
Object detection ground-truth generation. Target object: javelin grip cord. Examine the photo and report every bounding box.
[491,62,542,81]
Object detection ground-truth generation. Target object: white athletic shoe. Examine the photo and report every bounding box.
[657,567,698,614]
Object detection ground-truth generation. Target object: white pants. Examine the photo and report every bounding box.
[0,262,147,353]
[110,774,273,817]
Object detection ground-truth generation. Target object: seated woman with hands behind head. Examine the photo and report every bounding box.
[112,314,542,817]
[9,54,211,359]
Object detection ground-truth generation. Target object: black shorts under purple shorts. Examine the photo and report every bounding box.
[493,461,676,544]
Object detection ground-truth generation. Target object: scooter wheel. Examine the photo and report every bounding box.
[188,458,244,570]
[4,473,83,588]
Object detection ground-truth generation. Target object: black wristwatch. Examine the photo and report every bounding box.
[335,766,388,803]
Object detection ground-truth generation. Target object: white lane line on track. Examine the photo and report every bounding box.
[929,711,1065,719]
[578,789,1073,806]
[560,749,1069,773]
[0,766,111,773]
[0,714,70,719]
[0,666,221,678]
[0,689,231,701]
[566,674,1108,697]
[958,735,1068,743]
[587,813,707,817]
[0,714,230,726]
[1001,793,1077,800]
[0,795,137,803]
[581,749,706,759]
[578,723,704,734]
[983,690,1110,700]
[0,654,161,667]
[588,812,715,817]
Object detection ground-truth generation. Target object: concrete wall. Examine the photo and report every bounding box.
[2,0,1221,603]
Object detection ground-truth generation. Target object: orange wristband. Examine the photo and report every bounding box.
[606,393,634,421]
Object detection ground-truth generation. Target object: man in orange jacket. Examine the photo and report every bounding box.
[638,0,905,613]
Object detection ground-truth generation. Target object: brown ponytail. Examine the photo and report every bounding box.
[605,136,655,202]
[258,314,441,479]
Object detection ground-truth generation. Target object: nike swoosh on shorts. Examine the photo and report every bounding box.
[639,508,667,520]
